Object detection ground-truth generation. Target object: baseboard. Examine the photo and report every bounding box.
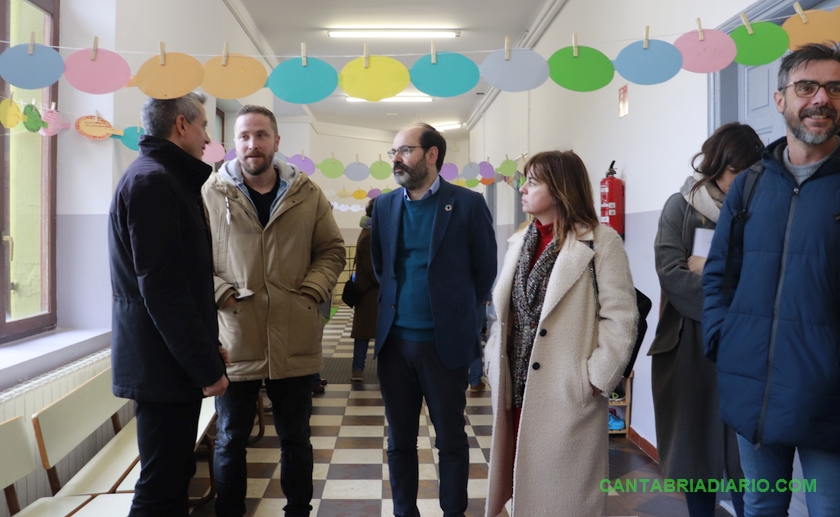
[628,426,658,463]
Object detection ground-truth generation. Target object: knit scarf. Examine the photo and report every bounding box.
[680,172,725,223]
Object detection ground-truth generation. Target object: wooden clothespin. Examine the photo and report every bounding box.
[363,44,369,69]
[301,42,307,67]
[740,13,754,35]
[95,110,100,123]
[379,153,382,162]
[302,149,305,159]
[91,36,99,60]
[138,119,142,130]
[572,33,579,58]
[504,36,511,61]
[643,26,650,49]
[356,154,359,163]
[505,154,509,161]
[486,156,490,163]
[431,41,437,64]
[222,42,229,66]
[31,98,36,107]
[159,42,166,65]
[331,151,335,163]
[50,102,56,110]
[28,32,36,55]
[794,2,808,23]
[696,19,705,41]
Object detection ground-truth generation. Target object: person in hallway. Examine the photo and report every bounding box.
[703,43,840,516]
[650,123,763,517]
[109,92,229,517]
[202,105,345,517]
[484,150,638,517]
[370,122,497,517]
[350,198,379,382]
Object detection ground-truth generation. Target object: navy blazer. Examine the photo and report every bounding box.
[370,178,497,369]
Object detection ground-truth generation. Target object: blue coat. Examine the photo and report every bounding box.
[370,178,497,369]
[702,137,840,452]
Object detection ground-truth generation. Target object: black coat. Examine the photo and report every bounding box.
[109,136,225,403]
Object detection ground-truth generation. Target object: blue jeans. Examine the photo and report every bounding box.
[214,377,313,517]
[737,434,840,517]
[353,338,370,371]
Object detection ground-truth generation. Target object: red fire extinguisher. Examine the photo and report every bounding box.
[600,160,624,239]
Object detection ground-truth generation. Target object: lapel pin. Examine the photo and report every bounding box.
[444,204,452,212]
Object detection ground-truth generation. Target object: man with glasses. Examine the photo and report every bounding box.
[370,123,496,517]
[703,43,840,515]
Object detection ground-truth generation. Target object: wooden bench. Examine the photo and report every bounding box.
[0,415,133,516]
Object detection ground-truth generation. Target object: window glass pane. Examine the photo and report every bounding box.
[214,112,223,143]
[5,0,50,322]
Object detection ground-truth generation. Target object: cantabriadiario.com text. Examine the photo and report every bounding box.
[600,478,816,494]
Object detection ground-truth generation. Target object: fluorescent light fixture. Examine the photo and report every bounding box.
[346,96,433,103]
[328,29,460,39]
[435,122,463,131]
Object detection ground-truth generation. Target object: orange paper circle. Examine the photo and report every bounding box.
[134,53,205,99]
[479,176,495,186]
[781,9,840,51]
[202,54,267,99]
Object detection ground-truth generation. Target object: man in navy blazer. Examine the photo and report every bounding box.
[370,123,497,517]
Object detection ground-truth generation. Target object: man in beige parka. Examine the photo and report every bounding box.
[201,105,345,517]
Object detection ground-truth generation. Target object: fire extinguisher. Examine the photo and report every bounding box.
[600,160,625,239]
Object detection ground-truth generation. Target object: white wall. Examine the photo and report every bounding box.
[470,0,758,447]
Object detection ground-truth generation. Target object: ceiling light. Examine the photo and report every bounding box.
[435,122,463,131]
[346,96,433,103]
[328,30,460,39]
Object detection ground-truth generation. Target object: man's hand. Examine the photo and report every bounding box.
[203,375,229,397]
[222,296,238,309]
[687,255,706,276]
[219,346,231,367]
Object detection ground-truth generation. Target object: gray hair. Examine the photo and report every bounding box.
[778,42,840,90]
[141,92,206,138]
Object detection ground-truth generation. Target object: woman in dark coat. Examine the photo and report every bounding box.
[350,199,379,382]
[649,123,763,517]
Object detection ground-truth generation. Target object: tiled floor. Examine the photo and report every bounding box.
[188,307,735,517]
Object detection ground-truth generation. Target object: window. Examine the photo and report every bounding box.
[0,0,59,343]
[214,107,224,170]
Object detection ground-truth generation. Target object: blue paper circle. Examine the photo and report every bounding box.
[410,52,480,97]
[111,126,145,151]
[479,48,549,92]
[613,40,683,85]
[268,57,338,104]
[0,43,64,89]
[345,162,370,181]
[461,162,480,180]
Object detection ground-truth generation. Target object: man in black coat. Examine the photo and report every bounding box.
[109,92,228,517]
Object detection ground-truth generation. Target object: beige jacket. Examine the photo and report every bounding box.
[202,158,345,382]
[485,224,638,517]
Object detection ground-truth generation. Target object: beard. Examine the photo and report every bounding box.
[393,160,430,191]
[239,151,275,176]
[784,103,840,145]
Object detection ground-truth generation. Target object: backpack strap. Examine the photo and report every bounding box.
[723,162,765,296]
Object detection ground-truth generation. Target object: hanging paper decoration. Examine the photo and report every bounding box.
[130,52,205,99]
[75,115,124,140]
[367,188,382,198]
[781,8,840,51]
[465,179,480,188]
[317,157,345,178]
[288,153,316,175]
[268,57,338,105]
[40,109,71,136]
[480,48,549,92]
[461,162,480,180]
[730,22,789,66]
[22,105,47,132]
[202,53,267,99]
[352,189,368,200]
[336,187,353,198]
[614,40,683,85]
[0,43,64,89]
[370,159,392,180]
[548,46,615,92]
[440,163,459,181]
[340,55,410,102]
[202,140,226,162]
[381,188,393,194]
[453,178,468,187]
[673,29,737,74]
[0,98,25,128]
[223,147,236,161]
[479,161,495,179]
[479,177,495,186]
[345,161,370,181]
[64,48,131,94]
[496,158,517,177]
[410,52,480,97]
[111,126,145,150]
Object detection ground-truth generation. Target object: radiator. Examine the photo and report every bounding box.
[0,349,133,517]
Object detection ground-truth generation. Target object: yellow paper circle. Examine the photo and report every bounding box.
[202,54,268,99]
[134,53,205,99]
[781,9,840,50]
[75,116,123,140]
[352,189,368,200]
[339,56,410,101]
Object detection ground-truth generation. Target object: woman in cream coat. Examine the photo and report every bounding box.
[485,151,638,517]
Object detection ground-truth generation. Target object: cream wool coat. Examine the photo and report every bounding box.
[485,224,638,517]
[202,159,345,382]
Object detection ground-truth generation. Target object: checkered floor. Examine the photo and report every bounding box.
[186,307,733,517]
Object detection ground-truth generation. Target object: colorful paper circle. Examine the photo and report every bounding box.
[367,188,382,198]
[548,46,614,92]
[461,162,480,180]
[410,52,480,97]
[479,177,495,186]
[731,22,790,66]
[340,56,410,102]
[63,48,131,94]
[673,29,737,74]
[479,161,495,179]
[288,154,316,175]
[317,158,345,179]
[345,161,371,181]
[40,109,70,136]
[440,163,459,181]
[111,126,145,150]
[268,57,337,104]
[22,105,46,132]
[224,147,236,161]
[0,43,64,89]
[480,48,549,92]
[496,159,517,177]
[614,40,683,85]
[370,160,392,180]
[75,115,122,140]
[132,53,205,99]
[781,9,840,51]
[465,179,480,188]
[203,141,226,162]
[202,54,267,99]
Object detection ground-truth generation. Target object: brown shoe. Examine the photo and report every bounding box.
[312,384,325,395]
[469,381,486,392]
[351,369,364,382]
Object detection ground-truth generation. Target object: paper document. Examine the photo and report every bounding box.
[692,228,715,258]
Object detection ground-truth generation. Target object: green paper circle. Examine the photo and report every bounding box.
[370,160,392,180]
[317,159,345,179]
[465,179,480,188]
[548,46,615,92]
[496,159,517,177]
[381,188,393,194]
[731,22,789,66]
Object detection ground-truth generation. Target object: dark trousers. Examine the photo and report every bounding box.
[378,335,470,517]
[214,377,313,517]
[130,399,201,517]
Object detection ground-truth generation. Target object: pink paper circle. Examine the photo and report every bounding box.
[674,29,737,74]
[64,48,132,94]
[203,141,226,162]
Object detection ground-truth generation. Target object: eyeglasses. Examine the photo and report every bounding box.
[386,145,425,159]
[781,80,840,99]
